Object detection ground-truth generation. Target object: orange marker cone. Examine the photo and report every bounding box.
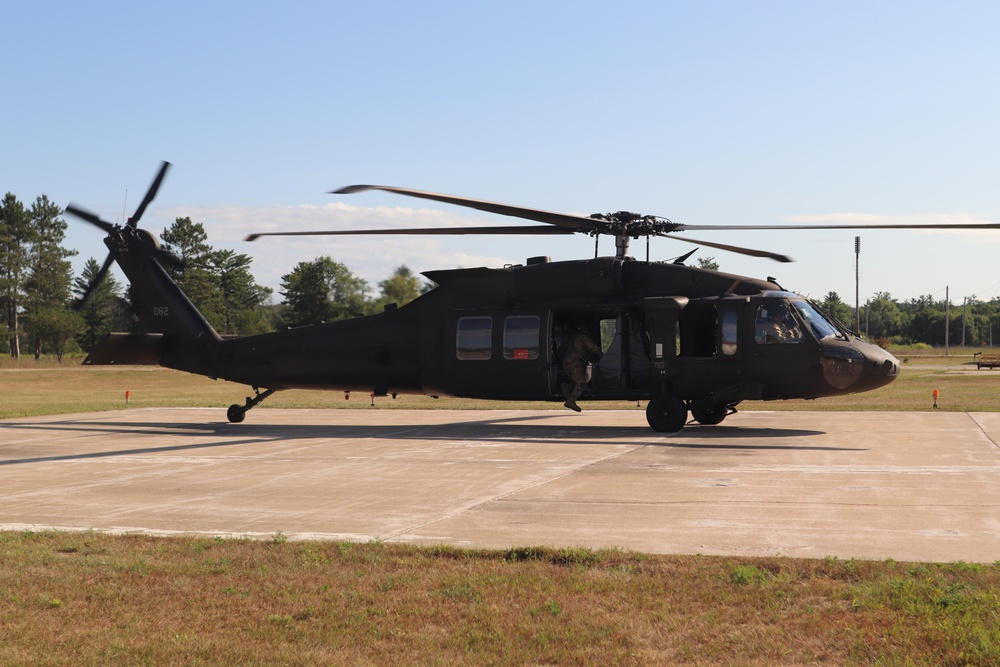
[932,389,939,409]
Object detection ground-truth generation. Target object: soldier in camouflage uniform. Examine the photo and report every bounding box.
[559,331,603,412]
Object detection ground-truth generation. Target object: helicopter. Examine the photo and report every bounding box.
[66,162,1000,432]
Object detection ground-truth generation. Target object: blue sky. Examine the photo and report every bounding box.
[4,1,999,307]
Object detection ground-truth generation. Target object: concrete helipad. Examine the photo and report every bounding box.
[3,408,1000,563]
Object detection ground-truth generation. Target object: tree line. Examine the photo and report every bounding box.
[2,196,995,360]
[704,255,1000,348]
[820,291,1000,348]
[1,192,429,359]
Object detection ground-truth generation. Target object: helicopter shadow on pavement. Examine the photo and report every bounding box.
[0,417,658,464]
[661,424,860,451]
[451,414,844,449]
[0,420,286,466]
[0,413,848,466]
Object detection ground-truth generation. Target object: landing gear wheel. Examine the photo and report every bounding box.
[646,394,688,433]
[225,387,278,423]
[227,404,246,423]
[691,402,729,426]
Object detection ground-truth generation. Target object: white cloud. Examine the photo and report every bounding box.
[156,203,522,294]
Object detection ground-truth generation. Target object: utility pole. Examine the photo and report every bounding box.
[945,286,950,357]
[854,237,861,333]
[962,297,968,348]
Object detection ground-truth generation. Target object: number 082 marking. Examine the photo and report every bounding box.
[152,306,170,317]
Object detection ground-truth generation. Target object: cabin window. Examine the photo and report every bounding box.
[678,305,718,357]
[456,316,493,360]
[503,315,540,360]
[721,310,738,356]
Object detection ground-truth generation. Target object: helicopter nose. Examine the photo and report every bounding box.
[857,343,900,390]
[820,340,899,392]
[877,355,900,376]
[866,345,900,375]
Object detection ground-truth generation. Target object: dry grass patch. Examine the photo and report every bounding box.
[3,533,1000,665]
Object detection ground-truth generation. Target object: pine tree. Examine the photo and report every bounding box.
[0,193,35,358]
[211,249,273,335]
[159,216,224,326]
[696,256,720,271]
[157,217,273,335]
[25,196,78,359]
[74,257,126,352]
[821,292,854,330]
[280,256,369,327]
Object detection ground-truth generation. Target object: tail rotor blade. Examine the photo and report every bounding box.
[75,253,116,311]
[66,204,115,234]
[128,161,171,227]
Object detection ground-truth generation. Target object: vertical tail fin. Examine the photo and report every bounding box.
[114,230,223,375]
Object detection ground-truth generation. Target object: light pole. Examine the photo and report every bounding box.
[854,236,861,333]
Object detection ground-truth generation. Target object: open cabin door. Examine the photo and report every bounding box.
[551,298,686,399]
[591,311,653,392]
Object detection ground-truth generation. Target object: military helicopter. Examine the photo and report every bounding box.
[66,162,998,432]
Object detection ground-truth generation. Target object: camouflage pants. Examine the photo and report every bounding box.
[563,364,588,401]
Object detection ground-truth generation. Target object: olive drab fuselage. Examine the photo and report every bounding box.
[86,250,900,431]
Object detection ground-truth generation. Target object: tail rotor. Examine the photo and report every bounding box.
[67,161,184,310]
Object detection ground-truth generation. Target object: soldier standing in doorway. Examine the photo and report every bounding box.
[559,328,603,412]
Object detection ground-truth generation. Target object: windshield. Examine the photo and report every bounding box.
[791,300,839,341]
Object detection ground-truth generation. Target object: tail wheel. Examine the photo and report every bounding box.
[227,404,246,423]
[646,394,688,432]
[691,402,729,426]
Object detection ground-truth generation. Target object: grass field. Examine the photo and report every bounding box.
[5,533,1000,666]
[2,349,999,419]
[3,351,1000,664]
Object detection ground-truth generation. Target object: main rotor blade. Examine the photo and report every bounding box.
[66,204,115,234]
[332,185,599,232]
[660,233,794,263]
[677,221,1000,231]
[75,253,116,311]
[129,161,171,227]
[245,225,577,242]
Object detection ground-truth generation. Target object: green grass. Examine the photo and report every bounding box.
[4,532,1000,666]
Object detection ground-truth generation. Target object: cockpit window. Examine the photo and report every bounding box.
[754,304,803,345]
[791,301,839,340]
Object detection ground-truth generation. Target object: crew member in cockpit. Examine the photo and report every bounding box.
[755,304,803,344]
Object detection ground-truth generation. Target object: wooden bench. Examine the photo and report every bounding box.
[977,354,1000,369]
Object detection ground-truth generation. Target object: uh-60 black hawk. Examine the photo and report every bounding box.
[66,162,998,432]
